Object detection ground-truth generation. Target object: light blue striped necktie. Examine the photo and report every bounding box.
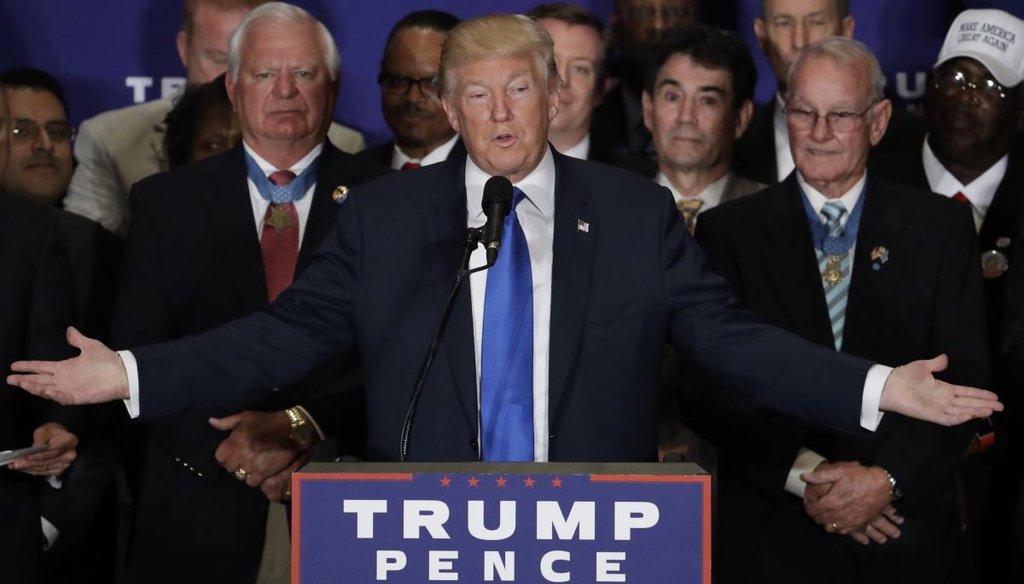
[818,201,849,350]
[480,187,534,461]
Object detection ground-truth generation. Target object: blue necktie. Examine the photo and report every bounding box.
[818,201,849,350]
[480,186,534,461]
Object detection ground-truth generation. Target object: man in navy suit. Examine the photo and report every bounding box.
[8,11,1001,463]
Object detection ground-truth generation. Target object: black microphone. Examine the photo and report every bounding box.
[481,176,514,265]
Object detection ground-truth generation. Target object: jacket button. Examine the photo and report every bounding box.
[470,440,478,449]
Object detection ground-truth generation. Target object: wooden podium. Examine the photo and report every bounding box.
[291,462,710,583]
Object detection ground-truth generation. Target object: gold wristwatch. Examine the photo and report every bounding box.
[285,407,318,450]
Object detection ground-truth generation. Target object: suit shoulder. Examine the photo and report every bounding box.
[79,97,173,135]
[564,156,668,204]
[877,179,966,220]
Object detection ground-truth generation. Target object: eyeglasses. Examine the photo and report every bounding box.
[377,72,440,99]
[933,68,1008,100]
[10,119,75,143]
[784,101,879,132]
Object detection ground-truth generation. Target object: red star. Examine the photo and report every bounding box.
[440,476,451,487]
[496,477,507,487]
[523,477,535,487]
[468,476,480,487]
[552,477,563,488]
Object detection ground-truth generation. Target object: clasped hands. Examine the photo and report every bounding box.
[801,461,902,546]
[8,422,78,477]
[209,410,311,502]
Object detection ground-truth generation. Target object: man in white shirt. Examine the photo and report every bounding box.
[6,14,1001,468]
[356,10,462,171]
[105,5,382,582]
[694,37,987,584]
[642,24,765,234]
[63,0,365,235]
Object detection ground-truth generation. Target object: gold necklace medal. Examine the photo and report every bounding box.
[266,204,295,232]
[822,255,844,288]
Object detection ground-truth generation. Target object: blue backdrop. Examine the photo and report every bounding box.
[0,0,1020,148]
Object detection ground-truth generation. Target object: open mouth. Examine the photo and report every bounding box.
[493,132,516,147]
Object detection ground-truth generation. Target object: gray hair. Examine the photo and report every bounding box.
[227,2,340,82]
[787,36,887,103]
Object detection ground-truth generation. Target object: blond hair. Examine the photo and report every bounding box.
[440,13,558,95]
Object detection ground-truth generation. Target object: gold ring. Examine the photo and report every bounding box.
[234,467,249,481]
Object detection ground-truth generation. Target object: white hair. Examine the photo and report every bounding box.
[227,2,340,82]
[788,36,887,103]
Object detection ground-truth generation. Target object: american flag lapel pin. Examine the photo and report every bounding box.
[577,219,590,233]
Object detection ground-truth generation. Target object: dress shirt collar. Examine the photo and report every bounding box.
[559,134,591,161]
[655,170,730,212]
[797,171,867,227]
[243,140,324,175]
[391,133,460,170]
[922,135,1006,218]
[773,93,795,181]
[466,147,556,220]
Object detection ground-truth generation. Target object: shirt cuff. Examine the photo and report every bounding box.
[785,448,828,498]
[119,350,141,419]
[861,364,891,431]
[294,405,326,441]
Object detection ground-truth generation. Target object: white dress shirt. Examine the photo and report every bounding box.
[773,94,796,182]
[465,149,556,461]
[391,134,460,170]
[558,133,591,161]
[656,170,731,218]
[922,136,1007,232]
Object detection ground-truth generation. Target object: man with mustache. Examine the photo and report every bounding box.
[356,10,462,171]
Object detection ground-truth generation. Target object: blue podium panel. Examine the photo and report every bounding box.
[293,462,710,583]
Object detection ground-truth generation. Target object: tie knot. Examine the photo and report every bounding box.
[953,192,971,206]
[269,170,296,186]
[821,201,847,225]
[678,198,704,213]
[401,161,421,171]
[512,186,528,209]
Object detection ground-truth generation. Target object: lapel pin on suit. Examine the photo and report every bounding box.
[577,219,590,233]
[332,185,350,204]
[870,246,889,271]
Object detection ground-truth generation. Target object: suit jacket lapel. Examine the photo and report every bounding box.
[426,154,479,431]
[201,147,268,313]
[843,179,904,354]
[298,144,352,273]
[548,153,596,421]
[763,178,835,347]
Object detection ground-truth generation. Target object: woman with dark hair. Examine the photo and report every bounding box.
[163,73,240,168]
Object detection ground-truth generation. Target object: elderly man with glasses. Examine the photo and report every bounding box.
[690,36,989,583]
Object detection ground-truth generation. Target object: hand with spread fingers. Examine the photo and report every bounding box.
[7,327,129,405]
[8,422,78,477]
[879,354,1001,426]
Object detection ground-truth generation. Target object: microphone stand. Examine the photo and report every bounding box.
[399,227,492,461]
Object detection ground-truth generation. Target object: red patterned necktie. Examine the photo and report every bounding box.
[261,170,299,302]
[401,161,421,171]
[953,192,971,206]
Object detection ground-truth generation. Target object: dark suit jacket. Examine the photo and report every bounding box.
[874,139,1024,357]
[125,150,888,464]
[354,137,466,171]
[733,101,927,186]
[0,192,76,583]
[692,176,989,583]
[113,144,380,583]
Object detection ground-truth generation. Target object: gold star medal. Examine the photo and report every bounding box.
[266,204,295,232]
[822,255,844,287]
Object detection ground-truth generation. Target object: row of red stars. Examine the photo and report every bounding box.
[439,476,563,488]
